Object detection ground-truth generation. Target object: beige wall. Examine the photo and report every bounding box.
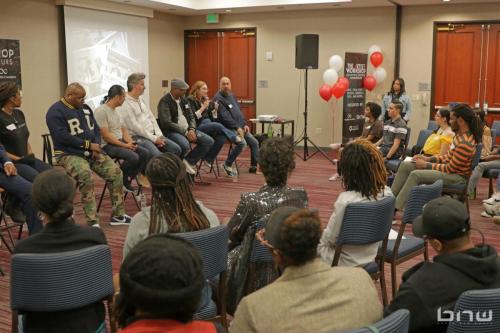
[400,3,500,144]
[184,7,397,146]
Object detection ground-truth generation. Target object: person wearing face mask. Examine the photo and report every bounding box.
[381,77,412,122]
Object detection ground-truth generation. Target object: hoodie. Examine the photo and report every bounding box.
[385,245,500,333]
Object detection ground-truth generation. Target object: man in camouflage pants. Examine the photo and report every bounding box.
[46,83,131,227]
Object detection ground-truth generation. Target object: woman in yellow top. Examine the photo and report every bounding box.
[421,108,454,156]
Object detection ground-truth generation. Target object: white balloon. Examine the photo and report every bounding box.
[373,67,387,84]
[368,45,382,56]
[329,55,343,72]
[323,69,339,85]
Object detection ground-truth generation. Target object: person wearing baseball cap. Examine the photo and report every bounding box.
[385,196,500,332]
[230,207,382,333]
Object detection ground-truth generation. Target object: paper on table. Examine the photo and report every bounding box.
[404,156,413,162]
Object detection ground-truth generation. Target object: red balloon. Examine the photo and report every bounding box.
[363,75,377,91]
[370,51,383,68]
[319,84,332,101]
[331,83,346,99]
[337,77,350,90]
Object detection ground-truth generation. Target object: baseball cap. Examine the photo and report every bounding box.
[413,197,470,240]
[264,206,302,248]
[171,78,189,90]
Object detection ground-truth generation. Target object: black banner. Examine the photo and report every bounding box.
[342,52,367,143]
[0,39,22,87]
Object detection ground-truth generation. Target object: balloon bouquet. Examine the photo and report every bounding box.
[363,45,387,91]
[319,54,349,102]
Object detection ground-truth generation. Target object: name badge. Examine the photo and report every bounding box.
[228,104,233,109]
[185,104,190,109]
[6,124,16,131]
[83,109,91,115]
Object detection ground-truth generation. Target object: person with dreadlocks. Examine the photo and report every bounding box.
[123,153,219,258]
[115,234,223,333]
[318,139,393,266]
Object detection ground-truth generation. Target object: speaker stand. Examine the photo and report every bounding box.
[294,68,335,165]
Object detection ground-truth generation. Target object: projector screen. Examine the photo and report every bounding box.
[64,6,149,109]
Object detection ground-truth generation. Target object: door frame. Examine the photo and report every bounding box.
[430,20,500,119]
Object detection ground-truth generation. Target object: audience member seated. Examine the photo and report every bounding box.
[118,73,181,158]
[318,139,393,266]
[230,207,383,333]
[329,102,383,180]
[475,108,492,160]
[226,137,307,313]
[376,100,408,160]
[0,143,43,234]
[214,76,259,174]
[157,78,214,175]
[14,169,108,333]
[391,104,481,210]
[46,82,130,227]
[94,85,151,192]
[415,108,454,156]
[385,196,500,333]
[381,77,412,122]
[115,234,221,333]
[123,153,219,258]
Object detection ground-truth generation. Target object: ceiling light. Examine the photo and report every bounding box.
[443,0,451,2]
[225,9,232,12]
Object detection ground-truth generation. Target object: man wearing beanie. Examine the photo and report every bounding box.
[230,207,382,333]
[385,196,500,332]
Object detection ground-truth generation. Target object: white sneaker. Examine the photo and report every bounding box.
[183,159,196,175]
[330,143,342,150]
[329,174,340,181]
[481,211,493,218]
[483,193,500,205]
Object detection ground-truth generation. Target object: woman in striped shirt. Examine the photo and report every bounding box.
[391,104,482,210]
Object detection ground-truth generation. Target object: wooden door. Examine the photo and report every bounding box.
[433,24,484,109]
[485,24,500,112]
[185,31,220,95]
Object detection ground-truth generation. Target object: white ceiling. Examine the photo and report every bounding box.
[109,0,500,15]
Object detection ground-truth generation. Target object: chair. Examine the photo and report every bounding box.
[481,129,499,197]
[42,133,56,166]
[406,129,433,156]
[332,196,396,306]
[447,288,500,333]
[386,127,412,173]
[442,143,483,214]
[427,120,438,131]
[10,244,115,333]
[383,179,443,297]
[176,225,229,329]
[0,190,24,253]
[337,309,410,333]
[491,121,500,146]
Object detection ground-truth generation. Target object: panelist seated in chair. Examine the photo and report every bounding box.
[375,100,408,161]
[115,235,221,333]
[94,84,152,192]
[157,78,214,175]
[14,169,108,333]
[416,108,454,157]
[46,82,130,227]
[391,104,481,211]
[385,197,500,333]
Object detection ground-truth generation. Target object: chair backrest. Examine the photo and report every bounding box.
[490,129,497,149]
[491,121,500,145]
[337,309,410,333]
[176,225,228,279]
[447,288,500,333]
[427,120,438,131]
[415,129,434,148]
[402,180,443,224]
[42,133,55,166]
[250,216,273,263]
[471,143,484,171]
[336,196,396,246]
[10,244,113,312]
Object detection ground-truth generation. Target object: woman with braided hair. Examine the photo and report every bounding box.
[123,153,219,257]
[318,139,393,266]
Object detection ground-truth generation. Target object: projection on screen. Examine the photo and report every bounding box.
[64,6,149,109]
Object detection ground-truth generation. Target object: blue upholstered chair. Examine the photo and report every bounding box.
[386,127,412,173]
[10,244,115,333]
[176,225,229,329]
[332,196,396,305]
[481,129,499,197]
[427,120,438,131]
[447,288,500,333]
[405,129,433,156]
[384,179,443,297]
[337,309,410,333]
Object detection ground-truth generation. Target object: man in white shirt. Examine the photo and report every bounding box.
[118,73,181,158]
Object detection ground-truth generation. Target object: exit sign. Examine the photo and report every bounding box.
[206,13,219,24]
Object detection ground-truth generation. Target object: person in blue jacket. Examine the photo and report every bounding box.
[46,83,130,227]
[214,77,259,175]
[381,77,412,122]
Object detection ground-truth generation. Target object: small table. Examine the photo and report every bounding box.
[250,119,295,141]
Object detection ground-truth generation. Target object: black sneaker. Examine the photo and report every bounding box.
[110,214,132,226]
[221,162,236,177]
[249,166,258,174]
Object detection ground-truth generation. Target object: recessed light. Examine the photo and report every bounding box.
[443,0,451,2]
[225,9,232,12]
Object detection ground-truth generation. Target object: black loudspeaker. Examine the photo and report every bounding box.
[295,34,319,69]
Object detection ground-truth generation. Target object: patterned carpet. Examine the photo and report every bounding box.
[0,146,497,331]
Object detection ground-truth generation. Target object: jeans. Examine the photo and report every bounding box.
[0,171,43,234]
[226,131,259,167]
[133,135,182,157]
[14,158,51,183]
[102,143,152,183]
[468,160,500,193]
[197,119,232,163]
[166,130,214,165]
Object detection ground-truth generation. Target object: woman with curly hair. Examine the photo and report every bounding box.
[226,137,308,313]
[318,139,393,266]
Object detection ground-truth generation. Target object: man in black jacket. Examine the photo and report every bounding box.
[385,196,500,332]
[157,78,214,175]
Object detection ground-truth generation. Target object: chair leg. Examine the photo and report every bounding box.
[12,310,18,333]
[489,177,494,198]
[96,182,108,213]
[17,224,23,240]
[219,271,228,329]
[391,261,398,299]
[378,260,388,306]
[424,241,429,261]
